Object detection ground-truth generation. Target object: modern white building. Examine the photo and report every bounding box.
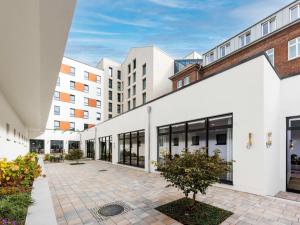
[0,0,76,160]
[30,57,104,155]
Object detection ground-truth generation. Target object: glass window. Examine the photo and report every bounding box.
[109,67,113,77]
[142,63,146,76]
[97,100,101,108]
[133,72,136,83]
[97,75,101,83]
[266,48,275,66]
[118,82,122,91]
[171,123,185,156]
[128,88,131,98]
[133,98,136,108]
[84,71,89,80]
[109,90,112,100]
[70,81,75,90]
[158,126,170,163]
[117,93,121,102]
[262,18,276,36]
[117,104,121,113]
[187,120,206,152]
[128,100,131,110]
[109,79,112,88]
[109,103,112,112]
[54,106,60,115]
[70,95,75,103]
[128,76,131,86]
[56,77,60,86]
[220,43,230,58]
[133,59,136,69]
[97,87,101,96]
[97,112,101,121]
[54,121,60,130]
[183,76,190,86]
[177,80,183,89]
[84,84,89,93]
[142,93,146,104]
[288,37,300,60]
[70,108,75,117]
[128,64,131,74]
[70,67,75,75]
[84,110,89,119]
[70,122,75,131]
[290,5,300,21]
[84,97,88,106]
[133,85,136,96]
[117,70,121,80]
[142,78,146,90]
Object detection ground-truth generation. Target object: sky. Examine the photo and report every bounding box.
[65,0,289,66]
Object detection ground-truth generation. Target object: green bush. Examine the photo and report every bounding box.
[0,192,32,225]
[65,149,83,163]
[43,154,50,161]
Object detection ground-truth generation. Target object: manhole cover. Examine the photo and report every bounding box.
[99,204,124,216]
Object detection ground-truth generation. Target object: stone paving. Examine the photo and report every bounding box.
[46,160,300,225]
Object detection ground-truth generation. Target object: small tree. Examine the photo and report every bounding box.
[67,149,83,164]
[156,149,231,207]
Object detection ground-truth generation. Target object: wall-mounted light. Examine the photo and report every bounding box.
[266,132,272,148]
[246,132,252,149]
[289,139,294,151]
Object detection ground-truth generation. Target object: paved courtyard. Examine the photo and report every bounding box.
[46,160,300,225]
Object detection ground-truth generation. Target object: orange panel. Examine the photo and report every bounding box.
[60,121,70,131]
[88,98,97,107]
[60,64,71,74]
[75,109,84,118]
[75,82,84,92]
[88,124,95,128]
[60,92,70,102]
[88,73,97,82]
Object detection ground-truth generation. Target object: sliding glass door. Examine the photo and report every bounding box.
[99,136,112,162]
[157,114,233,184]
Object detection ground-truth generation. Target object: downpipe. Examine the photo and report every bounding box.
[147,106,152,173]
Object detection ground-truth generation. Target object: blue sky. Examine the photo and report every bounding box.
[65,0,289,66]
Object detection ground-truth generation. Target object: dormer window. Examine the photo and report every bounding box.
[239,32,251,47]
[206,52,214,64]
[261,17,276,36]
[220,43,230,58]
[290,4,300,22]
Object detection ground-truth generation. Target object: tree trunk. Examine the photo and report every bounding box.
[192,192,197,206]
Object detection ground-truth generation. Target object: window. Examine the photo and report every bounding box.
[117,81,122,91]
[70,108,75,117]
[6,123,10,140]
[97,100,101,108]
[97,112,101,121]
[118,93,121,102]
[97,87,101,96]
[173,137,179,146]
[70,95,75,104]
[220,43,230,58]
[183,76,190,86]
[128,76,131,86]
[109,90,112,100]
[127,89,130,98]
[70,81,75,90]
[84,71,89,80]
[84,124,89,130]
[109,103,112,112]
[133,59,136,69]
[142,78,146,90]
[133,98,136,108]
[128,101,131,110]
[261,18,276,36]
[117,70,121,80]
[70,122,75,131]
[109,114,112,119]
[54,106,60,115]
[288,37,300,60]
[177,80,183,89]
[133,72,136,83]
[96,75,101,83]
[84,84,89,93]
[84,97,88,106]
[206,52,214,63]
[54,121,60,130]
[142,63,146,76]
[109,79,112,88]
[266,48,275,66]
[192,136,200,146]
[54,91,60,100]
[117,104,121,114]
[128,64,131,74]
[109,67,113,77]
[56,77,60,86]
[290,5,300,22]
[239,32,251,47]
[142,93,146,104]
[84,110,89,119]
[70,67,75,76]
[133,85,136,96]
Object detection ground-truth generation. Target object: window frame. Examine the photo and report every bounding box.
[266,48,275,66]
[290,4,300,22]
[70,108,75,117]
[261,17,276,36]
[70,122,75,131]
[54,105,60,115]
[96,100,101,108]
[70,81,75,90]
[70,94,75,104]
[84,71,89,80]
[288,37,300,60]
[84,110,89,119]
[54,120,60,130]
[84,84,89,93]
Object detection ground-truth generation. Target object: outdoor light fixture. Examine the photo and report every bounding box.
[246,132,252,149]
[266,132,272,148]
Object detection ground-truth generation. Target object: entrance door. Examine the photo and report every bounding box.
[86,140,95,159]
[287,117,300,193]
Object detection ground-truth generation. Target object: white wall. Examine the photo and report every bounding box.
[0,90,29,160]
[82,55,284,196]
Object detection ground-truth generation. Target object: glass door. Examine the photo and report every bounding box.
[287,117,300,193]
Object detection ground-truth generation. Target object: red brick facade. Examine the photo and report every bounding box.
[171,22,300,90]
[171,64,200,90]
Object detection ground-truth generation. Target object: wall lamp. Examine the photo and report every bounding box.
[266,132,272,148]
[246,132,252,149]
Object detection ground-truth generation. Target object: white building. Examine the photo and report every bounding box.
[31,57,104,154]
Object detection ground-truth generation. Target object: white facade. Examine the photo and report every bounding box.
[32,57,104,154]
[81,54,300,196]
[97,46,175,120]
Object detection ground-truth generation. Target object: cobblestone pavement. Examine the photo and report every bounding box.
[46,160,300,225]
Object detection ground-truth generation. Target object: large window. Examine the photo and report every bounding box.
[119,130,145,168]
[99,136,112,162]
[68,141,80,151]
[50,140,63,153]
[239,32,251,47]
[288,37,300,60]
[157,114,233,184]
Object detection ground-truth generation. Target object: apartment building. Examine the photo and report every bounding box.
[30,57,104,154]
[81,0,300,196]
[171,0,300,90]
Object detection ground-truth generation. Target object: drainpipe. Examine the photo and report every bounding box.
[147,106,152,173]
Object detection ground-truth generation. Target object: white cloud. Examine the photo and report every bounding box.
[71,29,120,36]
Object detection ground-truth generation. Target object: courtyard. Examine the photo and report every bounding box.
[46,160,300,225]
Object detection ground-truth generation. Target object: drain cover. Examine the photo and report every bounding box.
[99,204,124,216]
[98,169,107,172]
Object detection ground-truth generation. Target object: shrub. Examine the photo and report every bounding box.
[155,149,231,207]
[43,154,50,161]
[65,149,83,163]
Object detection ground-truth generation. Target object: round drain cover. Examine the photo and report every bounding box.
[99,204,124,217]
